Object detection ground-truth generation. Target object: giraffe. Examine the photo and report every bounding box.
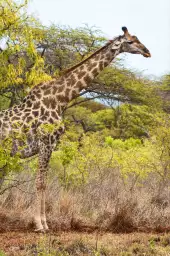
[0,27,151,232]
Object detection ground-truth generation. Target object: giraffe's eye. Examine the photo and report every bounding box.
[127,41,133,44]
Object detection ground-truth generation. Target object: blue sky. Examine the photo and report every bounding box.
[28,0,170,78]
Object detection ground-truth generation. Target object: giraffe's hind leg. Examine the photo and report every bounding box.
[41,189,49,231]
[34,140,52,232]
[34,186,44,232]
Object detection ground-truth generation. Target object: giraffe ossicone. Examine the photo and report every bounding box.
[0,27,151,232]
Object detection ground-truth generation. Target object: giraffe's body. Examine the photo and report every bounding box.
[0,27,151,231]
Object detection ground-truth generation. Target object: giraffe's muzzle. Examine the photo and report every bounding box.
[143,52,151,58]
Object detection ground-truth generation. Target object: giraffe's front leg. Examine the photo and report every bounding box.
[34,140,52,232]
[41,188,49,231]
[34,182,44,232]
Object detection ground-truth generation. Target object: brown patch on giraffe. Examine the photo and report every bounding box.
[48,118,54,123]
[13,109,19,114]
[50,135,55,144]
[41,114,48,121]
[26,101,32,108]
[40,107,45,116]
[44,110,49,117]
[48,80,56,85]
[24,112,30,118]
[21,104,26,110]
[67,74,76,87]
[2,122,9,129]
[88,62,97,71]
[24,108,31,113]
[33,102,40,109]
[30,94,36,101]
[4,115,8,121]
[58,85,65,93]
[72,90,78,99]
[75,81,84,90]
[106,53,111,61]
[26,95,31,100]
[99,61,103,71]
[34,90,41,99]
[26,116,33,123]
[103,61,108,67]
[43,97,50,108]
[9,110,13,117]
[92,68,98,76]
[72,69,78,74]
[71,77,77,87]
[37,82,43,87]
[32,111,39,117]
[57,105,62,114]
[50,98,56,109]
[21,123,27,131]
[58,77,65,83]
[58,94,69,103]
[3,122,9,128]
[77,71,86,79]
[51,111,59,119]
[80,65,85,71]
[40,84,49,91]
[84,75,91,84]
[44,89,51,96]
[65,88,70,97]
[52,87,58,94]
[64,72,70,79]
[94,54,100,61]
[11,116,21,121]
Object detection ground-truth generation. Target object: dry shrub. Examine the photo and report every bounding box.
[106,200,137,233]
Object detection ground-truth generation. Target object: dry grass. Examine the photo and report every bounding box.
[1,169,170,234]
[1,231,170,255]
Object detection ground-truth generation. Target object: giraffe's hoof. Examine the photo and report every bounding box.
[34,228,45,233]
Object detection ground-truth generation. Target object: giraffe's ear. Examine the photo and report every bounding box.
[122,27,132,39]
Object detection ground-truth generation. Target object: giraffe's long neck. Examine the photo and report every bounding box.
[58,38,122,105]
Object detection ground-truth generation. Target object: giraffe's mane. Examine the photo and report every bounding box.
[63,39,114,74]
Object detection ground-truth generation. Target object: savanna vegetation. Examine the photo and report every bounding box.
[1,0,170,255]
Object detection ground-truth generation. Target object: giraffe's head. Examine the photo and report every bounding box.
[120,27,151,58]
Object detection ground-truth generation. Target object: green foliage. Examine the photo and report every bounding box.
[0,134,24,189]
[162,74,170,88]
[114,104,155,138]
[48,113,170,191]
[65,103,156,140]
[105,136,141,149]
[0,0,51,107]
